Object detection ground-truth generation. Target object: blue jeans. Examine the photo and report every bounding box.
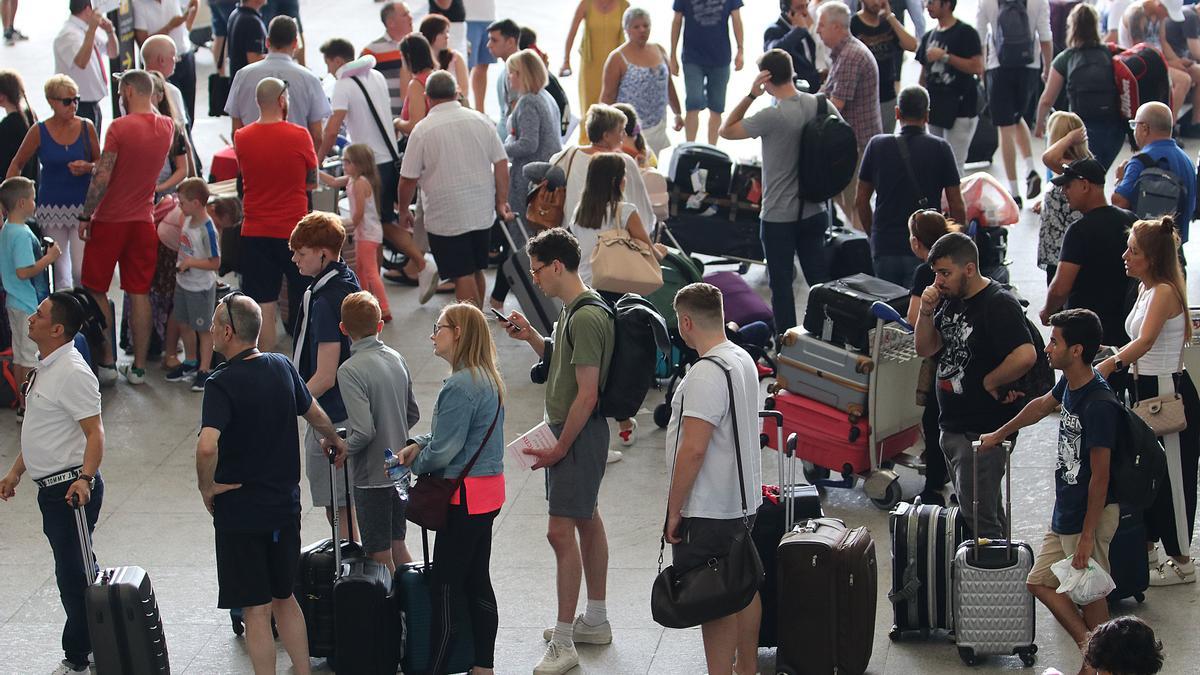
[682,62,731,113]
[762,213,830,331]
[38,475,104,667]
[872,253,921,287]
[1084,118,1127,173]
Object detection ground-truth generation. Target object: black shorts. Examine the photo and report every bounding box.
[427,227,492,280]
[376,161,399,225]
[215,519,301,608]
[671,515,756,573]
[240,236,310,304]
[986,67,1038,127]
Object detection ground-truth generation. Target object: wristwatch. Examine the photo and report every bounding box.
[77,473,95,488]
[940,53,951,64]
[1113,355,1125,371]
[746,93,758,100]
[77,214,91,222]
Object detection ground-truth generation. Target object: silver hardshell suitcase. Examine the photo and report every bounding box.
[952,440,1037,667]
[773,328,871,418]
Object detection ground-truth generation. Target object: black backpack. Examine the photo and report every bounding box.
[798,94,858,202]
[545,74,572,138]
[992,285,1054,400]
[996,0,1035,67]
[567,294,670,420]
[1066,47,1118,120]
[1083,387,1167,510]
[1131,153,1186,220]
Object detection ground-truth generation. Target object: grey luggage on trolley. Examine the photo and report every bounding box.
[498,217,562,336]
[774,327,871,417]
[952,440,1037,667]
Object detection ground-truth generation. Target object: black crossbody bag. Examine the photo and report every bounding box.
[349,75,404,174]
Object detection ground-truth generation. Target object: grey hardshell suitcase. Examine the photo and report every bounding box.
[774,327,871,418]
[74,500,171,674]
[952,440,1037,667]
[499,216,562,336]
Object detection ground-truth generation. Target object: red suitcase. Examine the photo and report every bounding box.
[763,390,918,476]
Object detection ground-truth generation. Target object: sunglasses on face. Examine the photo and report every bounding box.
[57,96,80,107]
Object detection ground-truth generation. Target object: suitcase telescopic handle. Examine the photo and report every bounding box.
[970,439,1013,561]
[329,428,350,576]
[758,410,789,527]
[71,494,98,586]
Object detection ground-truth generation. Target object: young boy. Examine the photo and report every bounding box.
[167,178,221,391]
[0,177,60,415]
[335,291,418,571]
[980,308,1121,675]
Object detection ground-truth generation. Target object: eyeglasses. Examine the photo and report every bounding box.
[1129,120,1148,130]
[57,96,80,107]
[431,322,452,336]
[529,262,550,277]
[220,291,245,335]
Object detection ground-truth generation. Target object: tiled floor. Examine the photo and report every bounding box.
[2,1,1200,673]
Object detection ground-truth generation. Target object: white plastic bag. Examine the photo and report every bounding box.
[1050,557,1116,605]
[942,171,1021,227]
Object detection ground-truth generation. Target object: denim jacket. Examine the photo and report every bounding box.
[410,368,504,479]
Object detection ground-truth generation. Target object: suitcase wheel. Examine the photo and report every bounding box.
[801,461,830,484]
[868,478,903,511]
[1135,592,1145,603]
[1017,646,1037,667]
[654,403,671,429]
[889,627,900,642]
[958,647,977,666]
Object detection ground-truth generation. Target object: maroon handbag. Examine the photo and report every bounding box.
[406,401,501,531]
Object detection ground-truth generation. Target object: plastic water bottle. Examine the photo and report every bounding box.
[383,448,410,500]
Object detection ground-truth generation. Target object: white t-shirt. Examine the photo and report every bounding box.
[463,0,496,20]
[665,342,762,520]
[332,65,399,166]
[549,147,656,239]
[570,201,636,286]
[20,341,102,480]
[132,0,191,55]
[976,0,1053,70]
[347,176,384,244]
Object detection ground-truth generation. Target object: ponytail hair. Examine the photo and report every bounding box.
[1132,216,1192,341]
[908,209,963,250]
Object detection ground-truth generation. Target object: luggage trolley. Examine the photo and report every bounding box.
[766,303,925,509]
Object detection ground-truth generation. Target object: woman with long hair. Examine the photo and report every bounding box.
[400,303,505,675]
[1097,217,1200,586]
[906,210,964,506]
[150,72,191,199]
[419,14,470,98]
[0,69,36,182]
[561,0,630,143]
[569,152,660,290]
[319,143,391,321]
[395,33,438,137]
[5,74,98,290]
[1035,111,1088,284]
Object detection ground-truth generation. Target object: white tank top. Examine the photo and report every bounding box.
[1124,285,1187,375]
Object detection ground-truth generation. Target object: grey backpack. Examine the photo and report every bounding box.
[996,0,1035,67]
[1132,153,1185,219]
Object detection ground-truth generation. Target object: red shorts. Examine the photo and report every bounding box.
[81,219,159,295]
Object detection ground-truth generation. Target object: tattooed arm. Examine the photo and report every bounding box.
[306,166,319,192]
[79,151,116,241]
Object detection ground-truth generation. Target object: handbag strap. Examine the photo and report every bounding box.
[658,356,751,571]
[452,396,502,488]
[895,135,929,209]
[350,75,402,165]
[215,25,227,70]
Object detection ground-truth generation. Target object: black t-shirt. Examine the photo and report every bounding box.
[851,14,901,101]
[227,5,267,77]
[910,261,935,297]
[934,281,1034,432]
[202,352,314,532]
[296,262,360,423]
[1051,372,1119,534]
[0,111,37,182]
[916,20,982,128]
[1058,205,1137,345]
[858,126,961,256]
[1166,11,1200,58]
[428,0,465,22]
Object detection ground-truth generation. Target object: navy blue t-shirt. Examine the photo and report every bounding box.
[297,261,360,424]
[227,5,266,77]
[859,126,961,256]
[202,352,313,532]
[674,0,744,67]
[1051,372,1120,534]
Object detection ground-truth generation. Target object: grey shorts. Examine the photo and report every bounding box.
[671,515,757,573]
[545,415,609,519]
[353,485,407,553]
[173,284,216,332]
[305,424,350,508]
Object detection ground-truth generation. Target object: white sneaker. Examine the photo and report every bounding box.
[118,364,146,385]
[1150,559,1196,586]
[617,418,638,447]
[606,449,623,464]
[541,615,613,645]
[417,262,440,305]
[1148,545,1161,571]
[49,660,88,675]
[533,640,580,675]
[96,365,118,387]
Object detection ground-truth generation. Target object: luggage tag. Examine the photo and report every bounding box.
[686,167,710,211]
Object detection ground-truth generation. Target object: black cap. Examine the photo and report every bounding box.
[1050,157,1106,187]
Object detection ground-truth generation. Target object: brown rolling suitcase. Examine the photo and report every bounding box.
[776,517,877,675]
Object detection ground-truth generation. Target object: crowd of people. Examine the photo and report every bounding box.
[0,0,1197,674]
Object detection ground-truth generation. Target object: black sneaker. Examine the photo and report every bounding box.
[1025,170,1042,200]
[191,371,210,392]
[230,609,244,636]
[916,490,946,507]
[165,362,198,382]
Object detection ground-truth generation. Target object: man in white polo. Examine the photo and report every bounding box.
[54,0,120,134]
[0,291,105,675]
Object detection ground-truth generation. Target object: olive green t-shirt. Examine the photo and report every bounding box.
[545,291,614,425]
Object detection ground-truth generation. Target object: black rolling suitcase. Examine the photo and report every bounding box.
[967,83,998,166]
[667,142,733,196]
[754,418,823,648]
[665,206,763,262]
[1107,505,1149,603]
[499,216,561,336]
[888,501,967,638]
[74,499,171,674]
[801,273,908,351]
[333,557,402,674]
[824,222,874,280]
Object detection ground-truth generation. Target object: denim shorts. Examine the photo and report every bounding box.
[467,21,498,68]
[682,62,731,113]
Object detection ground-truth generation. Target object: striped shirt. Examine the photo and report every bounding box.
[362,33,411,118]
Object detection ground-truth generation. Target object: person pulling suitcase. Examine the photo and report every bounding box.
[0,292,103,675]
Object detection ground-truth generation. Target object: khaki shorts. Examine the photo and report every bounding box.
[1027,504,1121,589]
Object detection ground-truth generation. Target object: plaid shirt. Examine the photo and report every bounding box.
[821,35,883,152]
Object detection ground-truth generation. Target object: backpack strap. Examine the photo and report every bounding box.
[895,135,929,209]
[1133,152,1167,171]
[349,75,402,166]
[815,93,829,116]
[564,296,614,351]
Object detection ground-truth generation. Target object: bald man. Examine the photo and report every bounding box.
[1112,101,1197,237]
[233,77,319,351]
[140,35,189,128]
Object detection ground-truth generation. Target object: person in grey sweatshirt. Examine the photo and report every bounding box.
[334,291,420,571]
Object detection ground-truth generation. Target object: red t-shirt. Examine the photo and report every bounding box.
[93,113,175,223]
[235,121,318,239]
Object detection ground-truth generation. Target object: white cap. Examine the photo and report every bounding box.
[1163,0,1186,23]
